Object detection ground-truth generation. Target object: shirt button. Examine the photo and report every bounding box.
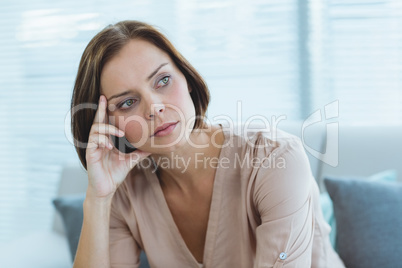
[279,252,287,260]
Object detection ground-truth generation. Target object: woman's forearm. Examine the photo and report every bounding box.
[73,189,114,268]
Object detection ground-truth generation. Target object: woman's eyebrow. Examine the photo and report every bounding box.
[107,90,131,102]
[147,62,168,81]
[107,62,169,102]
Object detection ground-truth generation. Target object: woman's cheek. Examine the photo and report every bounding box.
[171,84,194,115]
[122,117,150,146]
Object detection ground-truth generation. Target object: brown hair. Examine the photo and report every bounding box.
[70,20,210,170]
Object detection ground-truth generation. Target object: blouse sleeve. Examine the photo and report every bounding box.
[109,189,141,268]
[253,137,315,268]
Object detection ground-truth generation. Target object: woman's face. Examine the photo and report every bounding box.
[100,39,196,153]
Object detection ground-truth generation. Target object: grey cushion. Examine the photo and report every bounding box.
[320,169,397,251]
[52,194,150,267]
[52,194,85,262]
[324,177,402,268]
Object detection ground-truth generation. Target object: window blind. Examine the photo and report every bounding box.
[309,0,402,125]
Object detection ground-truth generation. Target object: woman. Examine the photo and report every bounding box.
[70,20,345,268]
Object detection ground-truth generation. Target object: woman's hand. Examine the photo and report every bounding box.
[85,95,152,199]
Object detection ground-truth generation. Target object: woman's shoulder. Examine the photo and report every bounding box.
[227,123,314,216]
[220,122,304,161]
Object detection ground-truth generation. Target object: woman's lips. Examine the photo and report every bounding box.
[152,121,179,137]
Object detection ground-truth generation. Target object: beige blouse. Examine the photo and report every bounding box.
[109,125,345,268]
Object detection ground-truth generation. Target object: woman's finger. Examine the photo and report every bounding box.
[87,134,114,150]
[93,95,107,124]
[90,123,125,137]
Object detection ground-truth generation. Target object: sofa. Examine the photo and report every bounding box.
[0,122,401,268]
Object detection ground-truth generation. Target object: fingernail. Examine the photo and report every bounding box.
[118,130,124,136]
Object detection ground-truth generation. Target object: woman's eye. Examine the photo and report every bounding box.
[119,99,136,109]
[157,76,170,88]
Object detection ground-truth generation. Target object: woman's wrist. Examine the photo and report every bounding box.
[84,187,114,208]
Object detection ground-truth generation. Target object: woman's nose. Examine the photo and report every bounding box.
[146,103,165,119]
